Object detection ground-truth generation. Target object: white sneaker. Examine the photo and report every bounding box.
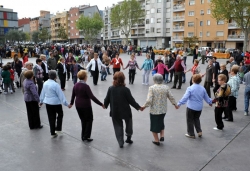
[145,83,149,86]
[213,127,223,131]
[55,131,63,135]
[4,92,7,95]
[142,83,145,85]
[10,90,13,94]
[244,112,249,116]
[51,133,58,138]
[185,134,195,139]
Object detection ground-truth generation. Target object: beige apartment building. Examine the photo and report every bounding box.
[172,0,248,50]
[51,11,68,42]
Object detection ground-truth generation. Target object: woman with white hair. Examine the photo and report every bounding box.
[141,74,178,146]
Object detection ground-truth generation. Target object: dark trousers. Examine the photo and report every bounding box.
[43,73,49,82]
[186,108,202,136]
[190,76,193,86]
[213,84,220,96]
[113,68,120,75]
[25,101,41,129]
[129,69,136,84]
[66,64,72,80]
[58,73,66,89]
[204,81,211,98]
[36,78,43,96]
[225,96,236,121]
[76,107,93,139]
[73,76,77,85]
[214,107,225,130]
[91,70,99,85]
[112,117,133,146]
[45,104,64,135]
[173,71,182,88]
[169,70,175,81]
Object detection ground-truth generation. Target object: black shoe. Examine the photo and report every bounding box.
[167,80,172,83]
[125,136,133,144]
[67,79,69,81]
[171,86,176,89]
[82,138,93,142]
[38,125,43,129]
[108,73,112,75]
[225,119,233,122]
[120,145,124,148]
[177,87,181,89]
[234,108,237,111]
[152,141,160,146]
[160,137,164,142]
[101,79,104,81]
[222,117,228,119]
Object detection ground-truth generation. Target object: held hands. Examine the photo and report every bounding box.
[68,104,72,109]
[139,106,145,111]
[102,104,106,109]
[175,105,179,109]
[39,103,43,107]
[209,104,212,107]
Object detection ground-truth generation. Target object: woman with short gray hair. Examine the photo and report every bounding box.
[142,74,178,146]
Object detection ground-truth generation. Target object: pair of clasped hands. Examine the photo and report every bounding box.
[139,105,180,111]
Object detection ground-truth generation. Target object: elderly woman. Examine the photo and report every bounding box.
[70,70,105,142]
[185,59,201,86]
[104,72,142,148]
[140,53,154,85]
[23,70,43,129]
[177,74,212,138]
[142,74,178,146]
[213,63,229,96]
[40,54,49,81]
[40,70,70,137]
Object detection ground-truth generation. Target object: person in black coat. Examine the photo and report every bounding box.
[212,57,220,87]
[56,58,67,90]
[104,72,142,148]
[40,55,49,81]
[151,50,155,63]
[168,53,176,82]
[193,46,198,63]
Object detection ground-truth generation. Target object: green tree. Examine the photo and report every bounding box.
[25,32,31,41]
[211,0,250,51]
[57,26,68,41]
[32,31,40,43]
[39,28,49,42]
[183,36,199,48]
[110,0,145,44]
[5,30,21,42]
[76,12,103,44]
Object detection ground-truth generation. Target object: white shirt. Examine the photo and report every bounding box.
[86,58,106,71]
[63,63,66,73]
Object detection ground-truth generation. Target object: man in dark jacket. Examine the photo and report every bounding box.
[168,53,176,82]
[212,57,220,87]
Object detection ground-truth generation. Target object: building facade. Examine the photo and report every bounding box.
[51,11,68,42]
[18,18,30,27]
[0,5,18,43]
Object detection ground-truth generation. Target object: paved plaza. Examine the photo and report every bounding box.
[0,54,250,171]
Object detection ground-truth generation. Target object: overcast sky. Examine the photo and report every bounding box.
[2,0,120,18]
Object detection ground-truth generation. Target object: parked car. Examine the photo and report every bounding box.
[141,47,147,53]
[225,48,235,54]
[198,47,210,53]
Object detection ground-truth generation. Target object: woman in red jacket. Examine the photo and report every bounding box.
[22,53,29,67]
[109,53,124,75]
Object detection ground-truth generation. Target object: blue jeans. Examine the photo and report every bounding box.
[164,73,169,82]
[101,71,107,80]
[182,72,186,83]
[106,67,111,74]
[73,76,77,85]
[244,87,250,112]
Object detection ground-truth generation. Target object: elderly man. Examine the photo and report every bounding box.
[39,70,71,137]
[228,57,237,70]
[169,55,186,89]
[20,62,33,93]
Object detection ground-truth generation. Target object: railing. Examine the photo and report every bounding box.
[111,35,120,38]
[228,23,239,28]
[173,5,185,11]
[131,34,145,37]
[228,35,245,39]
[173,16,185,21]
[172,36,184,40]
[173,26,184,31]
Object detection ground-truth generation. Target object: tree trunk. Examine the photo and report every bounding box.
[243,30,249,52]
[125,34,129,45]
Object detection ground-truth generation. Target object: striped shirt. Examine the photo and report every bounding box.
[125,60,139,70]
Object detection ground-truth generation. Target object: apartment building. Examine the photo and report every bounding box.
[51,11,68,42]
[30,11,51,33]
[0,5,18,43]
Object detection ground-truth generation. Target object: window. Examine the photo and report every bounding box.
[146,19,149,24]
[0,12,3,19]
[157,28,161,33]
[200,21,203,26]
[207,9,211,14]
[157,8,161,13]
[188,11,195,16]
[151,8,155,13]
[71,27,74,29]
[166,0,170,2]
[201,0,204,4]
[71,14,73,16]
[146,29,150,33]
[216,31,224,36]
[166,19,170,23]
[200,10,204,15]
[7,13,13,20]
[207,20,210,25]
[200,32,203,37]
[166,8,170,13]
[188,22,194,27]
[151,27,154,33]
[189,0,195,5]
[151,18,154,23]
[217,20,224,25]
[146,0,150,5]
[166,28,170,33]
[188,32,194,37]
[206,31,210,37]
[0,28,4,35]
[76,13,78,16]
[157,0,162,2]
[146,10,150,14]
[71,21,74,23]
[157,18,161,23]
[76,33,78,35]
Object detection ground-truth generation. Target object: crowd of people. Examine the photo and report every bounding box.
[1,43,250,148]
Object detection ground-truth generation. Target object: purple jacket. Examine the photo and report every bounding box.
[23,79,40,102]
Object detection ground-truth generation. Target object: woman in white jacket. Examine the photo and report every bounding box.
[86,53,107,85]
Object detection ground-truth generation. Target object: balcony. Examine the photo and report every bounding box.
[228,23,240,29]
[131,34,145,37]
[173,5,185,12]
[173,16,185,22]
[111,35,120,38]
[227,35,245,41]
[172,36,184,41]
[105,15,108,18]
[173,26,184,32]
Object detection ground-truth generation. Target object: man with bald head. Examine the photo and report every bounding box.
[20,62,34,93]
[168,55,186,89]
